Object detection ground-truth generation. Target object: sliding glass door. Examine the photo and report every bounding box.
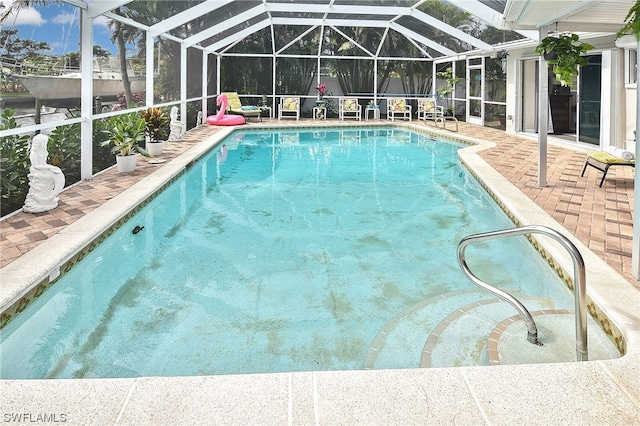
[578,54,602,145]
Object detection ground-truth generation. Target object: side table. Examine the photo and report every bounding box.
[313,106,327,120]
[259,106,272,119]
[365,106,380,120]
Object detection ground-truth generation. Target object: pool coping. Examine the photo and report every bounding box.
[1,122,639,424]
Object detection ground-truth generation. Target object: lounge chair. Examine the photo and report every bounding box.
[418,98,443,122]
[221,92,262,121]
[581,150,635,187]
[387,98,411,121]
[278,97,300,120]
[339,98,362,121]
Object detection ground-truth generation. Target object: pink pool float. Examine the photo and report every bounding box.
[206,94,246,126]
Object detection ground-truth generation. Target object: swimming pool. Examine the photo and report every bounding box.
[0,127,620,379]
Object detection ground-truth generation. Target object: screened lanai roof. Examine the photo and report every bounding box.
[66,0,518,59]
[63,0,636,60]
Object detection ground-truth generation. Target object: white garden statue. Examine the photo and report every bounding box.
[196,110,203,127]
[168,106,184,141]
[23,134,65,213]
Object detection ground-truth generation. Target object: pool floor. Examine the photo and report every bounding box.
[0,127,620,379]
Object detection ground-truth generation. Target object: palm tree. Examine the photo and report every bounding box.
[121,0,216,101]
[108,8,138,107]
[417,0,476,53]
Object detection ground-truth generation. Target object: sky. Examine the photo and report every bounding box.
[1,0,119,56]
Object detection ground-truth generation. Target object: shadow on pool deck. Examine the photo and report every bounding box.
[0,118,637,291]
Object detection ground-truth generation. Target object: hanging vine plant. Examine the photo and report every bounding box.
[535,34,593,87]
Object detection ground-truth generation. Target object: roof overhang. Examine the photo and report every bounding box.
[501,0,633,33]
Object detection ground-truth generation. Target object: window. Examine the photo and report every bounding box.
[626,49,637,86]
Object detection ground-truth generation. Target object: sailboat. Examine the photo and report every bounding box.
[17,57,145,103]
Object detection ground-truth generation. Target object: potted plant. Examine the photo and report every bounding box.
[535,34,593,87]
[436,67,463,116]
[316,83,327,105]
[140,107,169,156]
[100,113,149,172]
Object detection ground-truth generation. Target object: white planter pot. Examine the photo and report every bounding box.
[116,154,138,173]
[147,141,164,157]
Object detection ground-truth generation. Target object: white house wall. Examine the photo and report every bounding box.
[504,35,632,151]
[617,35,639,152]
[625,86,637,151]
[520,59,539,134]
[503,52,517,133]
[600,49,623,151]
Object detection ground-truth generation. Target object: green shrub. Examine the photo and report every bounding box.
[0,110,30,216]
[47,112,116,182]
[92,117,116,172]
[48,120,81,185]
[0,111,119,217]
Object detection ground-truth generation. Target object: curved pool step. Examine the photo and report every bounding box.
[421,296,555,368]
[363,287,533,370]
[487,310,621,365]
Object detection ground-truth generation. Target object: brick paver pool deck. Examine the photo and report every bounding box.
[1,119,637,291]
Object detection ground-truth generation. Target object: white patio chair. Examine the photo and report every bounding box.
[338,97,362,121]
[278,97,300,120]
[418,98,443,123]
[387,98,412,121]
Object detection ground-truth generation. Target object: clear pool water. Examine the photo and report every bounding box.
[0,128,596,378]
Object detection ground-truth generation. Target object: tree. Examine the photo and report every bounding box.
[436,67,463,114]
[109,9,137,107]
[110,1,209,103]
[1,28,51,92]
[330,27,395,96]
[0,28,50,60]
[93,45,111,58]
[417,0,476,53]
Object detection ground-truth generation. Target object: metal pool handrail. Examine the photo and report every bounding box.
[457,225,588,361]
